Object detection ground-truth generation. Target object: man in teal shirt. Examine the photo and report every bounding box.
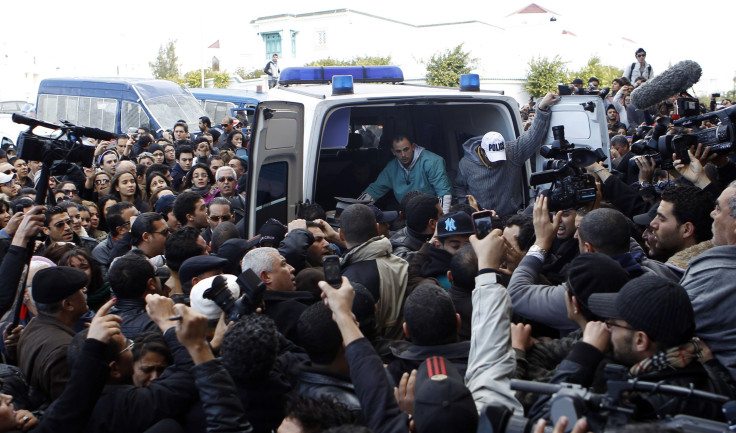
[359,134,452,212]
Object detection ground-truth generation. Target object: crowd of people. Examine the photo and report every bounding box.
[0,49,733,432]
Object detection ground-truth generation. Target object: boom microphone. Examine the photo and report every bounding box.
[630,60,702,110]
[12,113,116,141]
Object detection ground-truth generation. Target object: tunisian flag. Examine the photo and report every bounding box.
[208,40,220,49]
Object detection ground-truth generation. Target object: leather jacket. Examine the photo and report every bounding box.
[297,366,362,421]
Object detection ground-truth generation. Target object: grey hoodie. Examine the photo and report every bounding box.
[455,107,552,216]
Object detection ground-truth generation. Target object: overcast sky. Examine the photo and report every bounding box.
[3,0,736,97]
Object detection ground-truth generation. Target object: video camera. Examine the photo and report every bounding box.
[202,269,266,323]
[630,102,736,170]
[12,113,114,168]
[530,125,603,211]
[478,365,736,433]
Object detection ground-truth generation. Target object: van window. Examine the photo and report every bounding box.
[146,95,204,132]
[203,101,235,124]
[255,161,288,229]
[38,95,117,131]
[122,101,152,131]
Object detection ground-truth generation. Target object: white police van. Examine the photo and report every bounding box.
[245,66,609,236]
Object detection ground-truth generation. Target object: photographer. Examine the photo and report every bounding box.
[529,275,732,422]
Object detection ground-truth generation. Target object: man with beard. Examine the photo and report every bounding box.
[648,185,713,262]
[530,275,732,422]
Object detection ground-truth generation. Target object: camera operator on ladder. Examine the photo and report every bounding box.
[454,93,560,217]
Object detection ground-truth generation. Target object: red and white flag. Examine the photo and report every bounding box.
[208,40,220,49]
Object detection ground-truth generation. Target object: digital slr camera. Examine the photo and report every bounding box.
[203,269,266,323]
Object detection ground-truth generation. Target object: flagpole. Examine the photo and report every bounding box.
[200,27,205,87]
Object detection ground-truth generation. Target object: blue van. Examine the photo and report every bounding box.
[36,78,208,135]
[188,88,265,126]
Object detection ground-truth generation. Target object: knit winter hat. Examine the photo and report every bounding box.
[566,253,630,321]
[588,275,695,347]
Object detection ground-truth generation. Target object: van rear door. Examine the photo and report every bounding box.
[246,101,304,237]
[532,95,611,177]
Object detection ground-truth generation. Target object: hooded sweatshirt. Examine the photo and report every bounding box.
[455,107,552,216]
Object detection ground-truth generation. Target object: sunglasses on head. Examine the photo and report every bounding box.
[2,169,17,175]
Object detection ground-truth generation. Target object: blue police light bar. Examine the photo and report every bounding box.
[279,66,404,85]
[332,75,354,96]
[459,74,480,91]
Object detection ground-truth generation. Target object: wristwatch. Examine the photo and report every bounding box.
[528,245,548,257]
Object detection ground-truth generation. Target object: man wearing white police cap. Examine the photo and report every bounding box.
[455,92,559,216]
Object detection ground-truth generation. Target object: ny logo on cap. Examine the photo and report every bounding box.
[445,218,456,232]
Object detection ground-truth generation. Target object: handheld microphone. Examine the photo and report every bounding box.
[630,60,702,110]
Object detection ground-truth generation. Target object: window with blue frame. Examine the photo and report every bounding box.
[262,32,282,58]
[290,30,298,57]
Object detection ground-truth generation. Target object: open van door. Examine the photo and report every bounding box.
[246,101,304,237]
[530,95,611,188]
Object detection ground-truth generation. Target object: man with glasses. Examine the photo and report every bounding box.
[530,275,729,421]
[202,197,232,245]
[624,48,654,82]
[215,166,245,223]
[131,212,170,264]
[57,201,99,252]
[42,206,75,245]
[0,168,18,199]
[218,117,234,148]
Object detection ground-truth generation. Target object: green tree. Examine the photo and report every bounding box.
[425,44,475,87]
[235,67,265,80]
[149,40,180,81]
[525,55,568,98]
[305,57,352,67]
[568,56,623,88]
[304,55,392,67]
[181,69,230,88]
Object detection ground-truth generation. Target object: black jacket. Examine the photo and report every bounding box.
[233,351,305,433]
[449,286,472,341]
[277,229,314,275]
[263,290,313,343]
[193,358,253,433]
[0,245,29,320]
[83,328,200,433]
[389,227,426,262]
[529,341,733,423]
[345,338,407,433]
[385,340,470,386]
[297,366,363,422]
[109,298,160,339]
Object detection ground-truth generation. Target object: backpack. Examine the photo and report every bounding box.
[264,61,273,75]
[628,62,652,80]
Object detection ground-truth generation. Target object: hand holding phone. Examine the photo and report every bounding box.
[472,210,502,240]
[323,255,342,288]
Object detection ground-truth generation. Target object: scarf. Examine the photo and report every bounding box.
[629,338,704,377]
